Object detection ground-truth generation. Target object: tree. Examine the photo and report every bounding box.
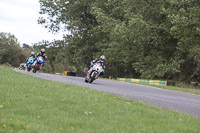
[0,32,22,67]
[33,39,66,73]
[38,0,107,70]
[22,43,33,51]
[38,0,200,82]
[163,0,200,81]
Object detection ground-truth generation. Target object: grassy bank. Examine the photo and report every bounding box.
[101,78,200,95]
[130,82,200,95]
[0,66,200,133]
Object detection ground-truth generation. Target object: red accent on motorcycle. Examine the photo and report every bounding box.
[35,63,40,67]
[88,71,91,79]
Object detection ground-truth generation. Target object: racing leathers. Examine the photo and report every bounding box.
[32,52,47,68]
[89,58,105,75]
[26,54,36,66]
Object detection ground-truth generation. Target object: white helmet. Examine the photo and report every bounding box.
[41,48,45,53]
[31,52,35,55]
[100,55,106,61]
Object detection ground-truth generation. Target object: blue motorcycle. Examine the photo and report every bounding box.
[33,56,45,73]
[26,57,35,71]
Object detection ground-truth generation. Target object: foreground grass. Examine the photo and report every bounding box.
[0,67,200,133]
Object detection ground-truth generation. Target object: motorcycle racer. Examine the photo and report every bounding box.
[26,52,36,66]
[89,55,106,75]
[32,48,47,68]
[37,48,47,61]
[28,52,36,59]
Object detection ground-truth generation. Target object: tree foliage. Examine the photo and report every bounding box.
[163,0,200,81]
[1,0,197,82]
[38,0,200,81]
[0,32,24,67]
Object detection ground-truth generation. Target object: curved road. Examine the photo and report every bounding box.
[15,69,200,119]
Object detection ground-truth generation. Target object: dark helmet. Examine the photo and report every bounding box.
[41,48,45,54]
[100,55,106,62]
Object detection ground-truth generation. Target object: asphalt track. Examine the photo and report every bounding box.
[15,69,200,119]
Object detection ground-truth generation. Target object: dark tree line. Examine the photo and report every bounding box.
[0,32,30,67]
[1,0,200,83]
[37,0,200,82]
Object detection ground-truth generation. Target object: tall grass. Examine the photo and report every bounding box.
[0,66,199,133]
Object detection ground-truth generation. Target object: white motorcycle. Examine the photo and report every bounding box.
[85,63,104,83]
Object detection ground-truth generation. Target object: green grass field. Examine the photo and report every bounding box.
[0,66,200,133]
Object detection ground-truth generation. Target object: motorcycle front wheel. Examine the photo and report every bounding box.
[27,64,31,71]
[33,65,39,73]
[85,79,89,83]
[89,71,97,83]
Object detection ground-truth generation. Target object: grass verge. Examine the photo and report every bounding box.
[0,66,200,133]
[100,78,200,95]
[137,83,200,95]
